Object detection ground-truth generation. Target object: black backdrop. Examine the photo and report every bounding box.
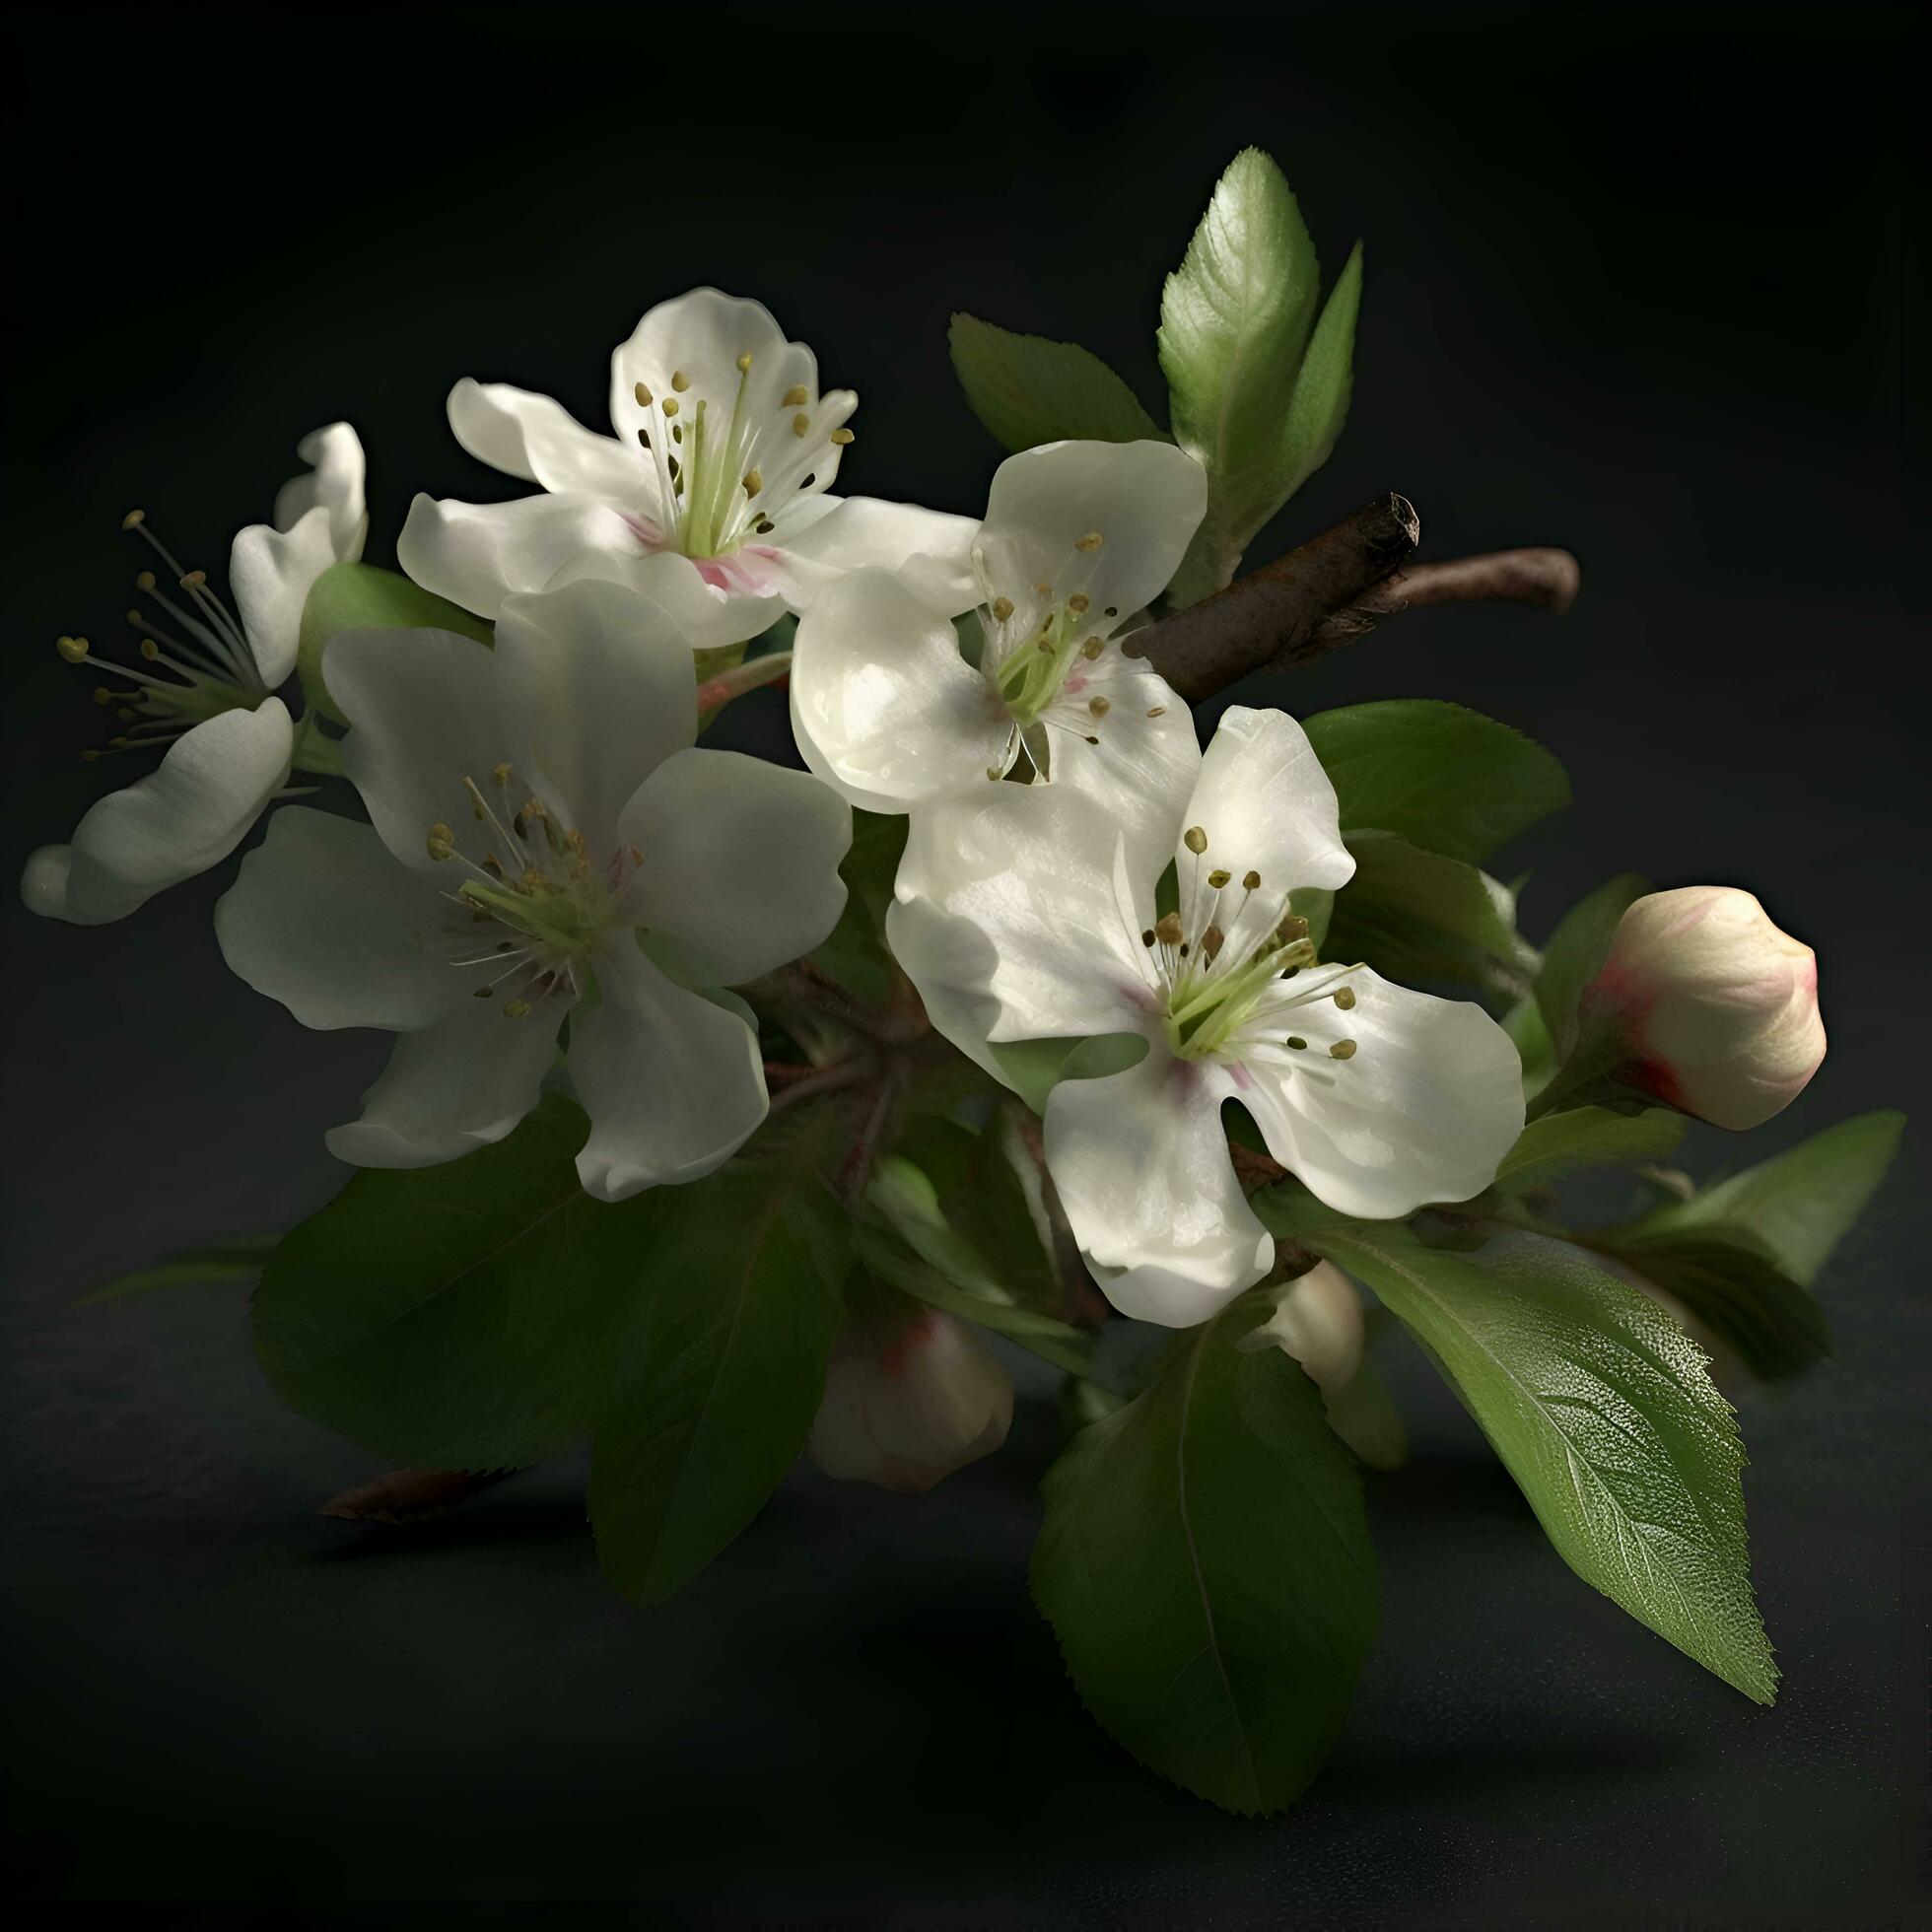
[3,3,1923,1918]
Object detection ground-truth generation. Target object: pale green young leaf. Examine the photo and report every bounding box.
[1535,872,1649,1053]
[253,1096,666,1468]
[948,313,1164,453]
[1303,700,1570,863]
[298,560,493,724]
[1160,149,1322,605]
[1314,1221,1776,1702]
[1494,1106,1686,1194]
[1504,994,1558,1098]
[1627,1110,1905,1287]
[1032,1288,1378,1814]
[1276,239,1363,503]
[990,1031,1147,1117]
[1325,829,1534,982]
[589,1159,850,1605]
[82,1237,279,1304]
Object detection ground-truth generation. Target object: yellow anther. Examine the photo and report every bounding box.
[108,735,129,749]
[986,766,1003,781]
[121,509,146,530]
[782,384,809,408]
[492,762,512,786]
[1334,986,1357,1010]
[1243,869,1261,891]
[56,636,88,663]
[634,381,653,406]
[180,569,207,589]
[793,412,811,437]
[1330,1039,1358,1061]
[1034,582,1052,596]
[426,822,456,861]
[742,467,763,498]
[1068,592,1090,615]
[125,608,143,625]
[735,352,753,374]
[991,596,1014,622]
[81,748,101,761]
[1146,705,1166,718]
[670,370,691,392]
[1208,867,1230,888]
[1141,928,1157,946]
[1080,637,1104,660]
[504,999,533,1019]
[1075,530,1103,551]
[93,686,112,704]
[1203,925,1225,961]
[139,639,160,660]
[1276,914,1310,946]
[135,571,157,591]
[1184,826,1208,855]
[1286,1035,1308,1051]
[829,428,855,446]
[661,397,679,418]
[1154,913,1185,945]
[1088,695,1111,718]
[472,985,493,1000]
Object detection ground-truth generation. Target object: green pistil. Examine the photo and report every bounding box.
[1165,938,1317,1061]
[458,874,606,957]
[997,606,1084,723]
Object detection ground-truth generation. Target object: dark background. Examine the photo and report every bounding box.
[4,2,1923,1917]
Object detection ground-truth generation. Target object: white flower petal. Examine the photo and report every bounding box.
[271,422,369,557]
[617,747,851,985]
[979,440,1207,622]
[570,936,768,1200]
[1239,967,1524,1218]
[230,504,346,688]
[791,572,1009,810]
[396,489,648,621]
[30,701,295,925]
[326,997,562,1170]
[541,544,783,654]
[215,806,465,1032]
[493,580,698,857]
[448,379,650,505]
[892,784,1154,1044]
[1044,1050,1273,1327]
[764,496,981,615]
[329,627,513,873]
[1180,706,1354,923]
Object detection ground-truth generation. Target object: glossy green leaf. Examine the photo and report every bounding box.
[1303,700,1570,863]
[1503,994,1558,1098]
[1314,1221,1776,1702]
[253,1096,665,1468]
[589,1157,850,1604]
[948,312,1163,453]
[1324,829,1533,985]
[1535,872,1649,1053]
[1276,239,1363,504]
[82,1237,280,1304]
[298,560,493,724]
[805,808,908,1006]
[1628,1110,1905,1287]
[1032,1288,1378,1814]
[1160,149,1323,605]
[1494,1107,1687,1193]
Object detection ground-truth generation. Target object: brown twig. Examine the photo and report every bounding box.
[318,1467,514,1526]
[1124,494,1420,701]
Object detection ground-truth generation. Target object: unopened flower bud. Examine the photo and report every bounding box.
[806,1307,1013,1494]
[1583,886,1825,1130]
[1238,1261,1365,1393]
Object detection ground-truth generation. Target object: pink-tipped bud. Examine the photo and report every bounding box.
[806,1308,1013,1495]
[1238,1261,1365,1392]
[1584,886,1825,1130]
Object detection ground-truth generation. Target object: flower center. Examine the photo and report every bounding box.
[626,353,855,562]
[424,764,641,1019]
[1137,824,1363,1066]
[54,510,269,765]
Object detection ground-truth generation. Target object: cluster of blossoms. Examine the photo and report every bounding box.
[25,288,1828,1491]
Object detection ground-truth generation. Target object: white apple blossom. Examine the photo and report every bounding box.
[1582,885,1825,1131]
[790,439,1207,868]
[806,1305,1013,1494]
[22,425,367,924]
[889,706,1526,1326]
[215,579,851,1199]
[397,288,980,651]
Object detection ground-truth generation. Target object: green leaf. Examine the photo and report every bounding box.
[1534,872,1649,1053]
[1277,239,1363,504]
[1590,1228,1829,1380]
[298,560,493,725]
[1303,701,1570,863]
[1324,830,1533,985]
[1494,1106,1686,1194]
[948,313,1163,453]
[1627,1110,1905,1287]
[588,1158,850,1604]
[254,1096,668,1467]
[1503,994,1558,1097]
[1314,1222,1776,1702]
[1321,1359,1409,1471]
[1160,149,1324,606]
[989,1031,1147,1117]
[1250,1178,1360,1246]
[805,808,908,1006]
[82,1237,280,1305]
[1032,1288,1378,1813]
